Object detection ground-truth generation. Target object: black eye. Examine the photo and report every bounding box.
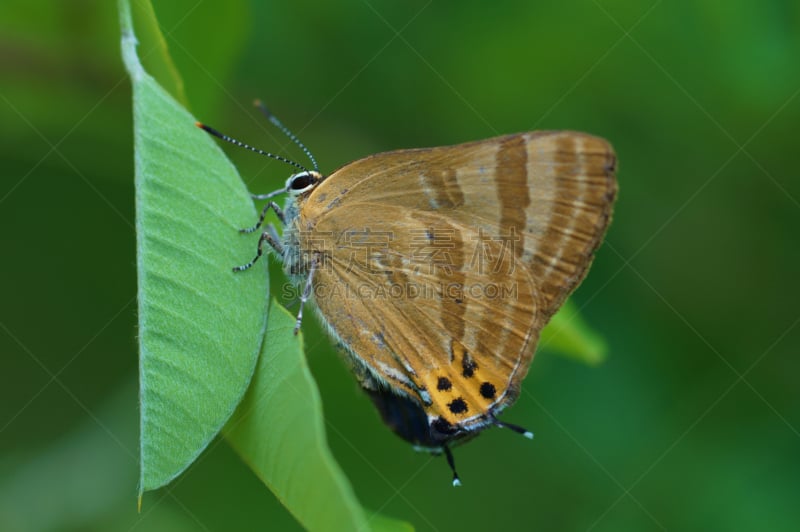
[290,173,315,191]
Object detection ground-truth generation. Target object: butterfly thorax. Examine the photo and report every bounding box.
[280,200,305,278]
[279,171,326,279]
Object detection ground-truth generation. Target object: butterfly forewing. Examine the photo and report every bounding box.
[293,131,616,444]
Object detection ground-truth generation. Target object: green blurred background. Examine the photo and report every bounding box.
[2,0,799,530]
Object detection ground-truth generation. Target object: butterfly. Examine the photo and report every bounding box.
[198,102,617,485]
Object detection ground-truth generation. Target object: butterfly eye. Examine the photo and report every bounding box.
[288,171,318,194]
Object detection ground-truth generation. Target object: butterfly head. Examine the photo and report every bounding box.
[285,170,324,196]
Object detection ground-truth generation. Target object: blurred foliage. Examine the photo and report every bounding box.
[2,0,799,531]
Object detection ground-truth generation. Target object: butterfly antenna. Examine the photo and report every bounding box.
[254,99,319,172]
[491,416,534,440]
[443,445,462,487]
[195,122,310,173]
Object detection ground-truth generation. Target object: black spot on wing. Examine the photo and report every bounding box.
[448,397,468,414]
[480,382,496,399]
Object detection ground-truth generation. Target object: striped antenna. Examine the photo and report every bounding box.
[254,100,319,172]
[195,122,310,173]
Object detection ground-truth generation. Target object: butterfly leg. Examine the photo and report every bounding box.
[293,254,319,335]
[240,201,285,234]
[233,224,283,272]
[443,445,462,487]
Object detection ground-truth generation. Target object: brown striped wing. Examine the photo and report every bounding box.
[295,132,616,433]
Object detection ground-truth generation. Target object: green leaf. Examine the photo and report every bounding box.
[540,299,608,366]
[225,301,412,532]
[120,0,269,492]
